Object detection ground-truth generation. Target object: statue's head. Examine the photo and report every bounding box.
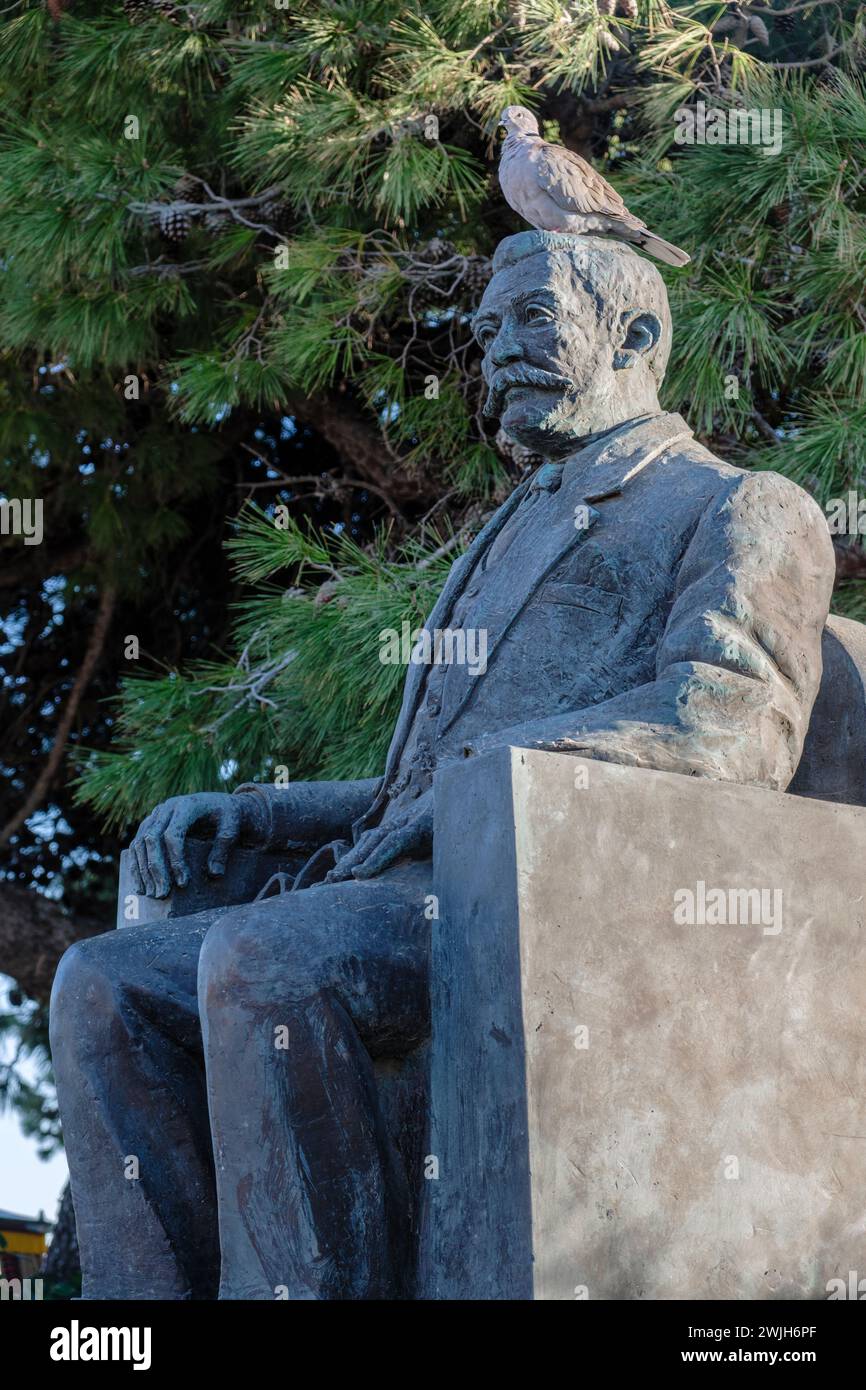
[472,231,673,459]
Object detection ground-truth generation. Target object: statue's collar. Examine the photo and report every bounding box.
[532,413,693,501]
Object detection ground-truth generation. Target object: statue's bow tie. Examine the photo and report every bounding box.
[529,463,563,494]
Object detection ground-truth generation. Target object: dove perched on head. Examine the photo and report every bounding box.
[498,106,690,268]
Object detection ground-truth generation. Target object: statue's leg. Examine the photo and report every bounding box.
[198,860,432,1301]
[50,914,221,1299]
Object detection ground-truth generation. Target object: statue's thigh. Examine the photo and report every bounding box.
[198,861,432,1052]
[52,910,224,1056]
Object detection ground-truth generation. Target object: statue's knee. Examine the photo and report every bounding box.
[199,906,323,1014]
[199,910,263,1010]
[49,934,123,1064]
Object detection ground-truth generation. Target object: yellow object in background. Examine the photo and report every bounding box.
[0,1208,51,1286]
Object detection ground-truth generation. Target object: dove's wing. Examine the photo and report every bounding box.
[536,145,644,226]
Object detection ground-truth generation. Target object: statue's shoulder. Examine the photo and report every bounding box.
[664,436,827,528]
[665,442,833,565]
[664,431,741,480]
[647,432,744,511]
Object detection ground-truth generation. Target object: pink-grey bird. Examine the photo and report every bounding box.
[498,106,690,268]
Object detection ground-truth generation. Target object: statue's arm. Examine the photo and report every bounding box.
[463,471,835,790]
[232,777,382,849]
[129,777,381,898]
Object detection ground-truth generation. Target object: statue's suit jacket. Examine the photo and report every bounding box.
[353,411,835,835]
[244,410,838,847]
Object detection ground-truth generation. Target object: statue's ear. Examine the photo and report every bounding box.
[612,310,662,370]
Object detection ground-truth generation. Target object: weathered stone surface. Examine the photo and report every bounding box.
[421,747,866,1300]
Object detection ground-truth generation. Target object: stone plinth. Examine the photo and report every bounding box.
[420,747,866,1300]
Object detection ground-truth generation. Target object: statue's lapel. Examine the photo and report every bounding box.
[379,476,533,787]
[436,413,692,735]
[435,484,601,735]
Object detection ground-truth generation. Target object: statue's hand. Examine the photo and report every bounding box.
[323,789,433,884]
[129,792,262,899]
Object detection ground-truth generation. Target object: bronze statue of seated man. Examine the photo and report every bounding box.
[50,231,839,1300]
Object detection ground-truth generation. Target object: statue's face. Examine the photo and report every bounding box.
[473,251,626,457]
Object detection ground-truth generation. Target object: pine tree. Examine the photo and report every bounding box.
[5,0,846,812]
[1,3,865,1215]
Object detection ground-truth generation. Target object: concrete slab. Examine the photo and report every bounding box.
[420,747,866,1299]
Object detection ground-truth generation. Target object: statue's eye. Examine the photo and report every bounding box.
[524,304,553,325]
[476,325,496,349]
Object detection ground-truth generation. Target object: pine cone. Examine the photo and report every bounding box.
[172,173,201,200]
[614,0,638,17]
[463,258,491,296]
[122,0,153,20]
[152,0,182,23]
[159,204,191,242]
[258,197,290,228]
[495,427,542,474]
[712,15,749,45]
[422,237,454,264]
[203,209,230,232]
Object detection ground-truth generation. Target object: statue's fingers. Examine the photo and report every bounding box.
[142,824,173,899]
[162,804,202,887]
[324,853,365,884]
[323,861,355,884]
[338,835,376,869]
[139,804,179,897]
[133,841,154,897]
[324,827,390,883]
[131,814,158,897]
[351,827,409,880]
[128,838,146,896]
[207,799,241,876]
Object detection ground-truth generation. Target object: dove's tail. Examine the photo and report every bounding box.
[629,228,691,268]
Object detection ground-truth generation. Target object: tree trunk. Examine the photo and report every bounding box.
[0,882,103,1005]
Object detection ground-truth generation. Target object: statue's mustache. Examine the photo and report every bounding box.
[483,364,575,418]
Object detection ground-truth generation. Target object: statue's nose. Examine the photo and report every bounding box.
[489,330,523,368]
